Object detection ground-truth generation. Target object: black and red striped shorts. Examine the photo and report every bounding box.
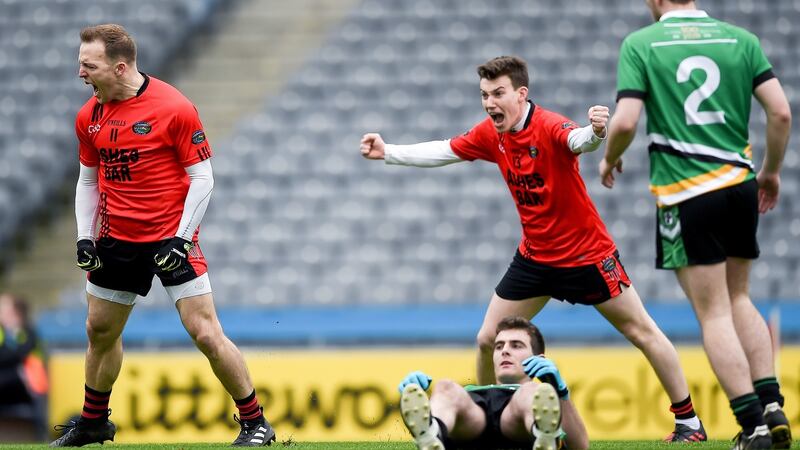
[495,250,631,305]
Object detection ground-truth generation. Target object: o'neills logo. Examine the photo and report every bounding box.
[132,121,152,135]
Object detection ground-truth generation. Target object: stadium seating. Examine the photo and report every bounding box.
[188,0,800,307]
[37,0,800,309]
[0,0,219,267]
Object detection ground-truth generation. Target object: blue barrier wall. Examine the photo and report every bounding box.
[38,302,800,349]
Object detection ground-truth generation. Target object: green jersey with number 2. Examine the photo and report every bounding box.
[616,10,774,206]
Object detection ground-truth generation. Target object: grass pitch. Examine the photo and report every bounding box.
[0,442,798,449]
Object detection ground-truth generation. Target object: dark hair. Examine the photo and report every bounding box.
[476,56,529,89]
[670,0,694,4]
[495,316,545,354]
[80,24,137,64]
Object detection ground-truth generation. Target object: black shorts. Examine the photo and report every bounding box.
[656,179,759,269]
[87,237,207,296]
[495,250,631,305]
[451,387,529,450]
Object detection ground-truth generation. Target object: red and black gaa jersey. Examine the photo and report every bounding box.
[450,103,615,267]
[75,75,212,243]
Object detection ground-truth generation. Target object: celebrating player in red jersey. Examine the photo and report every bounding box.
[361,55,706,442]
[51,24,276,447]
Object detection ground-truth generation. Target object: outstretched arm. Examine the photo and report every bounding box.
[600,97,644,188]
[753,78,791,213]
[361,133,464,167]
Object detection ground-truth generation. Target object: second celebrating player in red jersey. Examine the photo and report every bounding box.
[51,24,276,447]
[361,56,706,442]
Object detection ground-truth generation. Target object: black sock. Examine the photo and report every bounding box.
[234,390,263,421]
[670,395,698,420]
[754,377,784,407]
[730,393,765,436]
[81,385,111,423]
[433,417,449,447]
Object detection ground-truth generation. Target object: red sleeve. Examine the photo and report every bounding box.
[449,119,497,163]
[545,111,580,154]
[75,108,98,167]
[171,101,213,166]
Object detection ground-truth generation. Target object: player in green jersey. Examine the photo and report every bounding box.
[397,316,588,450]
[600,1,792,449]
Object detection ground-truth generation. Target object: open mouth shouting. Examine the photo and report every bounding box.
[488,111,505,129]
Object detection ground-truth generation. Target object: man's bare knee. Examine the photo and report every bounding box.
[508,382,536,412]
[433,379,461,395]
[188,321,225,360]
[432,379,467,405]
[85,318,121,347]
[618,317,659,350]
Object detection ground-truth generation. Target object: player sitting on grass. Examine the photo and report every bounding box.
[398,316,588,450]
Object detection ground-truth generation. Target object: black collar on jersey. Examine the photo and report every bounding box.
[521,100,535,130]
[136,72,150,97]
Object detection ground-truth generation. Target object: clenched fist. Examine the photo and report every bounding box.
[588,105,609,137]
[360,133,386,160]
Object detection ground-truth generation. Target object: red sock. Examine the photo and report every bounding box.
[82,385,111,421]
[235,390,263,421]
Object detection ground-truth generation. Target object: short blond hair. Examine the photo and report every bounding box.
[80,24,137,64]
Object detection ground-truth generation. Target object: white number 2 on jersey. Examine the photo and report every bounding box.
[676,55,726,126]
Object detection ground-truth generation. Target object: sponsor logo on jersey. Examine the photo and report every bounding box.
[561,121,577,129]
[191,130,206,145]
[87,124,101,134]
[132,121,152,135]
[107,119,126,126]
[529,146,539,158]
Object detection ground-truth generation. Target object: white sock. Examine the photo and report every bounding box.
[675,416,701,429]
[429,417,440,437]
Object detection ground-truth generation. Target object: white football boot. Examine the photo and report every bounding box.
[401,384,445,450]
[531,383,562,450]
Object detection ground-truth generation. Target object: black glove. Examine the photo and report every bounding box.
[154,237,193,272]
[76,239,102,271]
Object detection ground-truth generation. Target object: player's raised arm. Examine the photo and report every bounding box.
[567,105,609,154]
